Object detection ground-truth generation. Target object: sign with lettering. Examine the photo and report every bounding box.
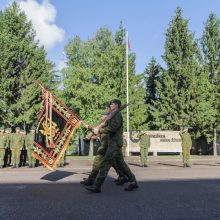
[127,131,182,154]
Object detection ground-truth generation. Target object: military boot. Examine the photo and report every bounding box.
[80,178,94,186]
[183,163,186,168]
[186,163,191,168]
[116,176,129,185]
[85,183,101,193]
[124,181,139,191]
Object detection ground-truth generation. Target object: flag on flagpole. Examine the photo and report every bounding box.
[128,38,131,51]
[33,84,80,171]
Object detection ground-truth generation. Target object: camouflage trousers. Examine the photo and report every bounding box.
[95,147,136,186]
[182,146,191,164]
[140,147,149,165]
[11,148,21,166]
[88,149,126,181]
[58,153,65,166]
[27,148,36,167]
[0,148,5,166]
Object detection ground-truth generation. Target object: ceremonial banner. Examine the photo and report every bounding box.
[33,86,80,171]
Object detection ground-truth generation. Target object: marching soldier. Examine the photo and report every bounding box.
[179,126,192,168]
[85,99,138,193]
[0,128,7,168]
[138,131,150,167]
[81,109,128,186]
[11,127,25,168]
[25,128,36,168]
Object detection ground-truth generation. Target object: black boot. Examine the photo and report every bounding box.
[183,163,186,168]
[186,163,191,168]
[116,177,129,186]
[85,184,101,193]
[80,178,94,186]
[124,181,139,191]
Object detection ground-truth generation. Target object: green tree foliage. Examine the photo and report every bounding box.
[152,7,214,141]
[0,2,56,130]
[62,24,144,130]
[144,57,162,129]
[201,13,220,135]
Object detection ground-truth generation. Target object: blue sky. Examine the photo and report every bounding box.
[1,0,220,73]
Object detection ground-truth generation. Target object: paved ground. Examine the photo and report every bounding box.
[1,156,220,220]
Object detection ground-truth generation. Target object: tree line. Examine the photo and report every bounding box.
[0,3,219,152]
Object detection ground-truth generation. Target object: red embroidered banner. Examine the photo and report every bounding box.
[33,86,80,171]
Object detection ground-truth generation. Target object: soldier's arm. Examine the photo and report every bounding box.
[99,113,122,134]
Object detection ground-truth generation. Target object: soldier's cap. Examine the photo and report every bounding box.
[110,99,121,108]
[15,127,20,131]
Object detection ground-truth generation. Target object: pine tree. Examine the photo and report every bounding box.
[0,2,56,130]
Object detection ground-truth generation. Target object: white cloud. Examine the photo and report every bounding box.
[18,0,65,50]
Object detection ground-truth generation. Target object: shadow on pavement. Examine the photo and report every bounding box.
[192,163,220,167]
[1,178,220,220]
[157,162,183,167]
[41,170,76,182]
[128,162,142,167]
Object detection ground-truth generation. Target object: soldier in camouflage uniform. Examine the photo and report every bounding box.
[179,126,192,168]
[11,127,25,168]
[20,130,27,166]
[25,129,36,168]
[85,99,138,193]
[81,111,128,186]
[4,128,12,167]
[138,132,150,167]
[0,128,7,168]
[57,151,66,167]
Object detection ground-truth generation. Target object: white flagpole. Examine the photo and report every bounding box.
[126,31,130,157]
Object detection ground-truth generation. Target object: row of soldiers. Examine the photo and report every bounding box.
[0,127,35,168]
[0,127,66,168]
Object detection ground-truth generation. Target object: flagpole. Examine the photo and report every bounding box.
[126,31,130,157]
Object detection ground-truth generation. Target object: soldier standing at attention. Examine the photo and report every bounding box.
[25,128,35,168]
[138,131,150,167]
[4,128,12,167]
[0,128,7,168]
[179,126,192,168]
[57,151,66,168]
[11,127,24,168]
[20,129,27,166]
[85,99,138,193]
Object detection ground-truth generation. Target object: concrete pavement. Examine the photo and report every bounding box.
[1,156,220,220]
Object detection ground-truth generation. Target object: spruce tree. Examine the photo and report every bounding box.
[144,57,162,130]
[155,7,204,133]
[0,2,56,130]
[201,13,220,154]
